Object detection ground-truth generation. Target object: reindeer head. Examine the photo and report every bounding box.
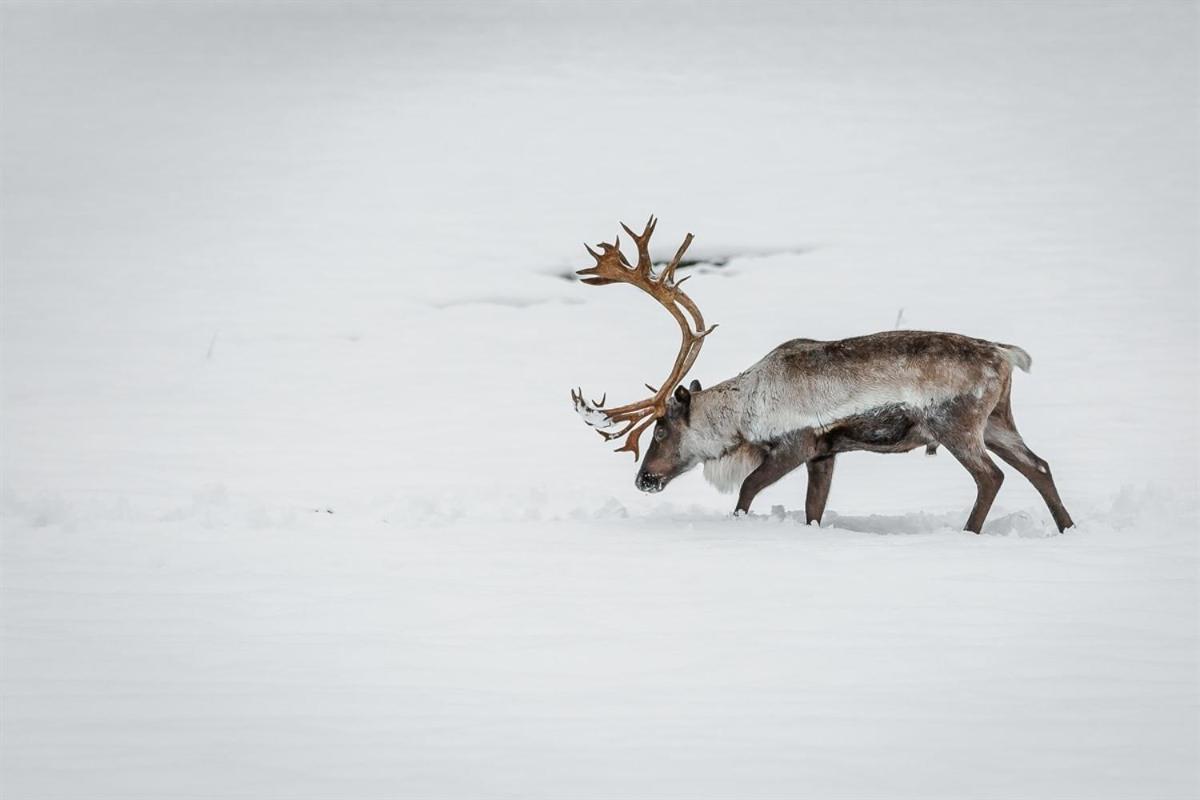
[634,379,707,493]
[570,216,717,491]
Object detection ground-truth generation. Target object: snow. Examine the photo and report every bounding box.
[573,391,616,430]
[2,2,1197,798]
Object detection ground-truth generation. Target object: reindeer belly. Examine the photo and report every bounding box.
[822,404,934,454]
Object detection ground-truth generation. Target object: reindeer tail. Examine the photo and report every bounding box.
[995,343,1032,373]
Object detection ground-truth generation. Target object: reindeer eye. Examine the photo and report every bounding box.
[654,426,667,442]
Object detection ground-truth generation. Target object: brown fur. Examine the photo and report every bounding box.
[637,331,1074,533]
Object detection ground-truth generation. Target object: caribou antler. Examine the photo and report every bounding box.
[570,215,717,460]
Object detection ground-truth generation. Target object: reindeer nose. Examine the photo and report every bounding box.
[636,471,664,493]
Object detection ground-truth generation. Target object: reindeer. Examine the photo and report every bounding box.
[570,217,1074,533]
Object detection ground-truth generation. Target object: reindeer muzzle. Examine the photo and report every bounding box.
[635,471,666,493]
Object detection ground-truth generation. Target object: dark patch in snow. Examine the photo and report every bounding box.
[550,245,817,283]
[437,246,816,308]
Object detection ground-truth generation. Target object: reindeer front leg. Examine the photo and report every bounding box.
[804,455,836,525]
[735,432,817,514]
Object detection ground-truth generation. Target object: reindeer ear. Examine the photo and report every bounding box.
[689,379,702,392]
[672,385,692,423]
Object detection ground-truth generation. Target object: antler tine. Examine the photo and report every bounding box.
[612,416,657,461]
[660,232,694,286]
[578,238,626,284]
[570,216,716,460]
[619,214,657,275]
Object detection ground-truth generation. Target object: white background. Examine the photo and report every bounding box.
[3,2,1196,798]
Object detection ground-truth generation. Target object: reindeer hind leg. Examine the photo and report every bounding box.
[928,408,1004,534]
[984,418,1074,532]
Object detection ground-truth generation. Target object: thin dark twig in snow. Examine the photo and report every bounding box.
[206,332,219,360]
[893,308,906,329]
